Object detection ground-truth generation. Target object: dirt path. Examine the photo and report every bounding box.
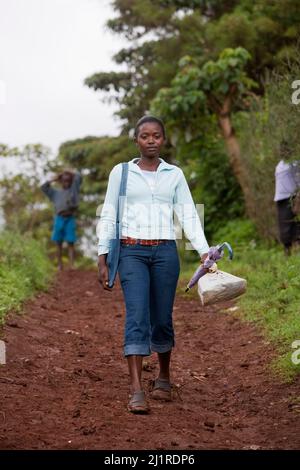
[0,270,299,450]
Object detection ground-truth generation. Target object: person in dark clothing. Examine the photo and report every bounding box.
[41,170,82,269]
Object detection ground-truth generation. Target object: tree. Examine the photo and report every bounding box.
[85,1,230,129]
[151,47,257,214]
[85,0,300,131]
[83,0,300,239]
[233,59,300,240]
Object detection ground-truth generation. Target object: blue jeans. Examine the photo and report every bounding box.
[118,240,180,357]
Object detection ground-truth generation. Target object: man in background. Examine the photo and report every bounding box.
[274,142,300,256]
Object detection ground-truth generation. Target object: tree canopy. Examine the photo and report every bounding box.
[85,0,300,130]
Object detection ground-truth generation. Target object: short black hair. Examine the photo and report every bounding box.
[134,115,166,139]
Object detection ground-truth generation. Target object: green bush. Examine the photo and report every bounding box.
[179,219,300,381]
[234,58,300,241]
[0,231,54,323]
[212,218,259,249]
[224,242,300,381]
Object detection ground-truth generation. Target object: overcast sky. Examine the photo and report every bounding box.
[0,0,125,156]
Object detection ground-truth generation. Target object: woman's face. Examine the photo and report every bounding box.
[135,122,165,159]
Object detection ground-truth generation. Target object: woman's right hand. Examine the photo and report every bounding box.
[97,256,113,291]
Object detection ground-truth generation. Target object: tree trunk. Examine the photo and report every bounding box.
[216,93,255,217]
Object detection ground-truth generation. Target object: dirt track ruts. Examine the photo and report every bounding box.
[0,270,299,450]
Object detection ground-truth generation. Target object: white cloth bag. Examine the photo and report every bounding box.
[198,270,247,306]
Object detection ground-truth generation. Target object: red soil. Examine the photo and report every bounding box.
[0,270,299,450]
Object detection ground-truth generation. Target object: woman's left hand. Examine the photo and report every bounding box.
[200,253,217,273]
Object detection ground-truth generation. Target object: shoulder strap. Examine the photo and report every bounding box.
[116,162,129,228]
[119,162,129,196]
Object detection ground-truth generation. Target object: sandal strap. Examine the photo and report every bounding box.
[153,378,171,391]
[129,390,146,406]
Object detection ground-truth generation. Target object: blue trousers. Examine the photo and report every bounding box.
[118,241,180,357]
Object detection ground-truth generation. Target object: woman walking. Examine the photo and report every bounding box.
[97,116,209,414]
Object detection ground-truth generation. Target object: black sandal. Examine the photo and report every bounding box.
[150,378,172,402]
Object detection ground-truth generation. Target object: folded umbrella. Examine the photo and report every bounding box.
[185,242,233,292]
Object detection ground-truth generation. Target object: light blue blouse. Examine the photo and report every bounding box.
[96,157,209,256]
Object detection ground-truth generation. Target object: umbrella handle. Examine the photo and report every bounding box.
[217,242,233,260]
[185,241,233,292]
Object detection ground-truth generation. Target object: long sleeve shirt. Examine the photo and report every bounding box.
[274,160,300,202]
[41,172,82,214]
[96,157,209,257]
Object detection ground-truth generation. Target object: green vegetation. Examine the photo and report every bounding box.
[82,0,300,239]
[0,144,54,242]
[179,219,300,380]
[3,1,300,243]
[0,231,55,323]
[1,1,300,380]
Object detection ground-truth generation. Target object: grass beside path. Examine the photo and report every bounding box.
[0,231,55,324]
[178,219,300,381]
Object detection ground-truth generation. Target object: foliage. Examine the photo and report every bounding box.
[151,47,255,142]
[174,132,244,241]
[84,1,300,237]
[222,242,300,381]
[212,218,259,249]
[86,0,300,130]
[149,48,251,235]
[0,144,54,241]
[58,135,136,215]
[179,219,300,380]
[234,58,300,240]
[0,231,54,323]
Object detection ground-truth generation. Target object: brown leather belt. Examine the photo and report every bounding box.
[121,236,169,246]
